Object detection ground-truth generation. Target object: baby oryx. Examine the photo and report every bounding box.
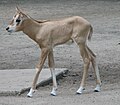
[6,7,101,97]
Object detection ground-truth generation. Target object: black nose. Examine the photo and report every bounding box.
[6,27,9,31]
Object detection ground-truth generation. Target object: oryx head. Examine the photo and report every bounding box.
[6,7,28,32]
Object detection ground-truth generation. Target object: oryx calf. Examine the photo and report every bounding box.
[6,7,101,97]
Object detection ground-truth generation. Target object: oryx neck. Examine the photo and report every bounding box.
[22,18,41,41]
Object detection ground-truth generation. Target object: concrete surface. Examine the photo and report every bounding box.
[0,68,68,96]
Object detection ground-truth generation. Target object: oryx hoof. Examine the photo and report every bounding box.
[27,94,33,98]
[94,89,100,92]
[76,92,82,95]
[50,90,57,96]
[50,91,57,96]
[27,88,36,98]
[50,88,57,96]
[51,93,57,96]
[76,87,85,95]
[94,85,101,92]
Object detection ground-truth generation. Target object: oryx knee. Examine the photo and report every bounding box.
[84,58,90,65]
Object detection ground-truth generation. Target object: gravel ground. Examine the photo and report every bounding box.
[0,0,120,105]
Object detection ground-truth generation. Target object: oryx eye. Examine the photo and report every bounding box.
[16,19,21,23]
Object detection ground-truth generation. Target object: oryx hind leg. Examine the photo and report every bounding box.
[87,47,102,92]
[74,38,91,94]
[87,47,101,92]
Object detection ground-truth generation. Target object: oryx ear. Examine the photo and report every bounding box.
[16,6,28,18]
[16,6,21,13]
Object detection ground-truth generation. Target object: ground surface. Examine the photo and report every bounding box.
[0,0,120,105]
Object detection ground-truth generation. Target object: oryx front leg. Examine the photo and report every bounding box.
[50,68,57,96]
[48,50,57,96]
[27,48,49,97]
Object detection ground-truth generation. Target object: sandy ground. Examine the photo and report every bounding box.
[0,0,120,105]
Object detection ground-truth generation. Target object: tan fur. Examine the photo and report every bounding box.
[6,7,101,96]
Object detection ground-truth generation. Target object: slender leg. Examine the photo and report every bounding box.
[48,49,57,96]
[76,44,90,94]
[91,56,102,92]
[50,68,57,96]
[76,58,90,94]
[27,48,49,97]
[87,46,101,92]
